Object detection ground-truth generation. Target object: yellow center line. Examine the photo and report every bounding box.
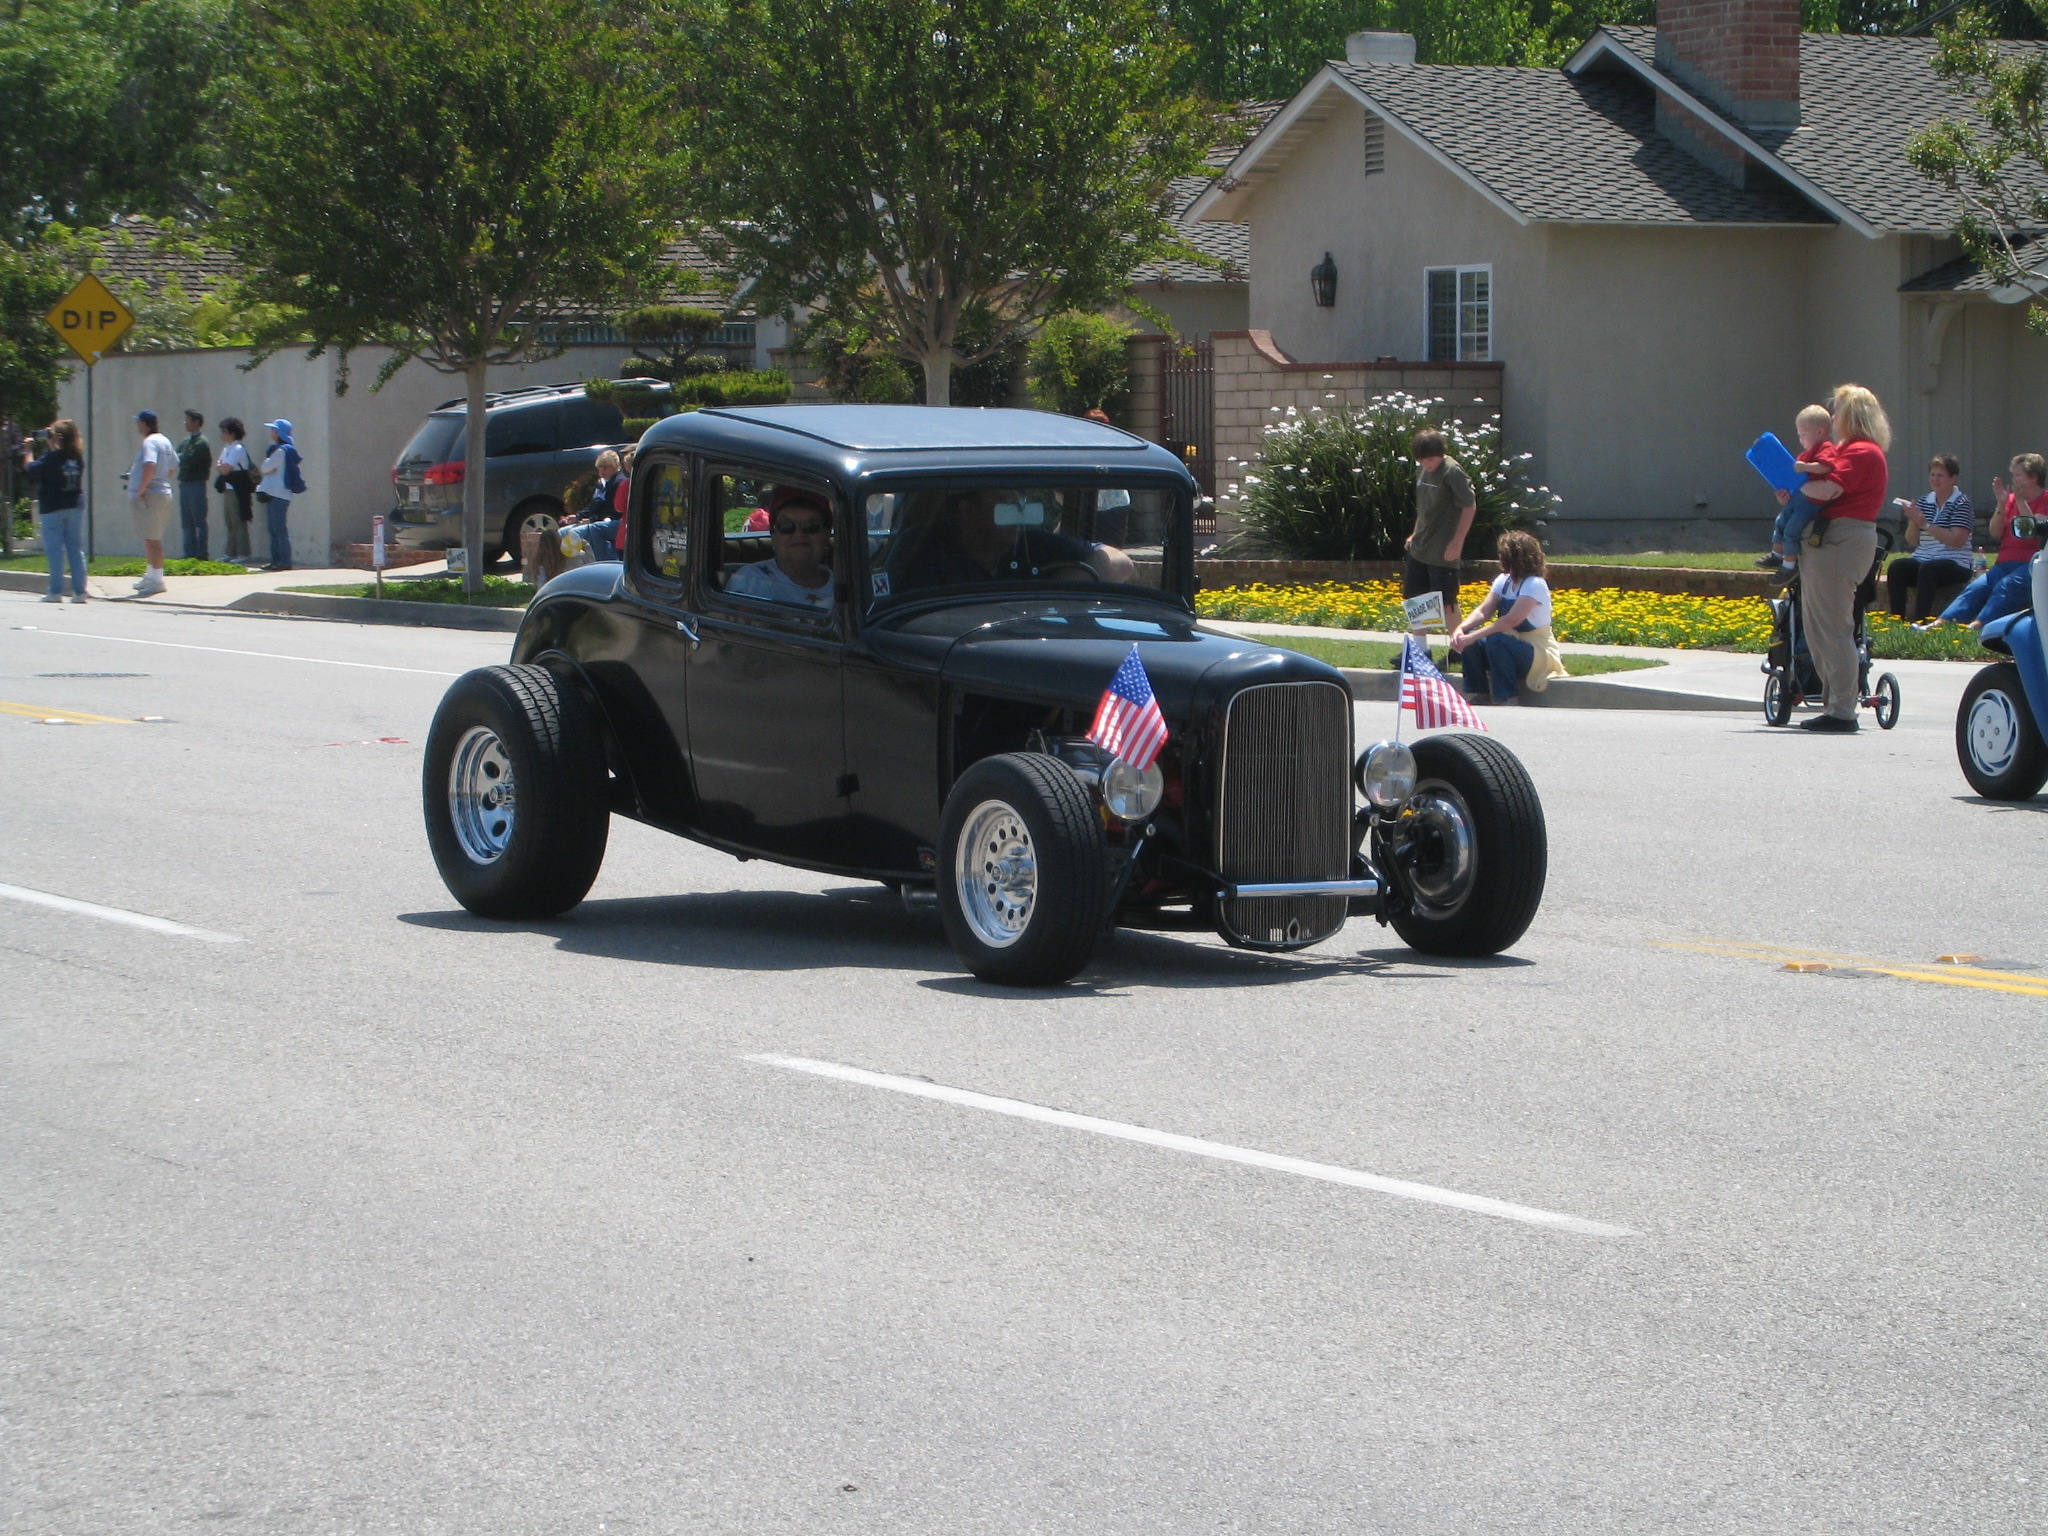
[1654,940,2048,1000]
[0,699,137,725]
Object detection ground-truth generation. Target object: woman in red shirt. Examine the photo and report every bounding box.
[1927,453,2046,630]
[1777,383,1889,731]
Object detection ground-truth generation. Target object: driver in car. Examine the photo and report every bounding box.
[896,488,1134,590]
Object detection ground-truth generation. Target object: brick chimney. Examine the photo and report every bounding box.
[1655,0,1801,129]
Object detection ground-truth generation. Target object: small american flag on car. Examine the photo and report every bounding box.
[1400,635,1486,732]
[1088,645,1169,770]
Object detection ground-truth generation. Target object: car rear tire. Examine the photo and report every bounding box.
[1956,662,2048,800]
[504,500,563,574]
[423,664,609,917]
[938,753,1110,986]
[1384,732,1546,957]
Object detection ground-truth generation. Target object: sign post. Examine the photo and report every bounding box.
[371,513,387,598]
[45,275,136,561]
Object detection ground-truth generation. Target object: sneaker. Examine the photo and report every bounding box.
[1911,619,1944,632]
[40,592,61,603]
[1753,553,1781,569]
[1798,713,1858,733]
[133,573,166,597]
[69,593,88,604]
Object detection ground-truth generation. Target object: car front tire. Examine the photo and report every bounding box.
[1384,732,1546,957]
[938,753,1110,987]
[1956,662,2048,800]
[423,664,609,917]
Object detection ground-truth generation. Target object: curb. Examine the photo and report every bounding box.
[227,590,527,630]
[1337,667,1753,713]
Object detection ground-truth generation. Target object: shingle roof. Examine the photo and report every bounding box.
[1898,237,2039,293]
[1594,26,2048,233]
[1133,101,1285,286]
[1329,59,1825,224]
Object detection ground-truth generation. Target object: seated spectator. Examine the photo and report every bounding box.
[1449,530,1568,705]
[1921,453,2045,630]
[726,487,835,610]
[1885,455,1974,620]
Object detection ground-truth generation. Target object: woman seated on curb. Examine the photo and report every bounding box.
[1919,453,2045,631]
[1449,530,1569,706]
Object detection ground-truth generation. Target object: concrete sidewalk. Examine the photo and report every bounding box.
[0,557,527,628]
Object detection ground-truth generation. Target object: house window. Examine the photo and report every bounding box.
[1362,113,1385,176]
[1426,266,1491,361]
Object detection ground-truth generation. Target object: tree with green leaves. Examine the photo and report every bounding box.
[0,237,71,428]
[0,0,225,238]
[619,304,729,380]
[220,0,687,590]
[1908,9,2048,331]
[687,0,1214,406]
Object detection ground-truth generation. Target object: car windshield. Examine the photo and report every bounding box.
[399,414,465,465]
[863,482,1181,606]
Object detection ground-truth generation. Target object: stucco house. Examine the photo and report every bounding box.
[1190,0,2048,549]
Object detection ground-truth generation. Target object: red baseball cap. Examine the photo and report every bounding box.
[766,485,829,520]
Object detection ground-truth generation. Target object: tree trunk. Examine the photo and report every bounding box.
[921,348,955,408]
[461,356,488,597]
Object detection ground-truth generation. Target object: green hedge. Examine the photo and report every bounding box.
[671,369,792,407]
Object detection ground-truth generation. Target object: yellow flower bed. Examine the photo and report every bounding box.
[1194,580,1986,661]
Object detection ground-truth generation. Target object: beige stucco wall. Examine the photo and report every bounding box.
[58,344,630,560]
[1121,282,1249,341]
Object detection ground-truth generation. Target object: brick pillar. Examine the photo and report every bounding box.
[1125,333,1165,442]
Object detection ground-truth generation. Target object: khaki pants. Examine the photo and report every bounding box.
[1799,516,1876,721]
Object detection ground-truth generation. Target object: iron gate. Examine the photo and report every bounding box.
[1160,339,1215,526]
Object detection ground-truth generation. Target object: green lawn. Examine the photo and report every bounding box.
[0,554,249,576]
[1243,632,1665,675]
[1547,551,1768,570]
[282,576,533,608]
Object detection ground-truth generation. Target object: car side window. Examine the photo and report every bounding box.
[556,398,624,448]
[634,457,690,587]
[485,405,555,457]
[704,467,838,620]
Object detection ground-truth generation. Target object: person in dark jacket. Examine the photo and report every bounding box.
[175,410,214,560]
[20,417,88,602]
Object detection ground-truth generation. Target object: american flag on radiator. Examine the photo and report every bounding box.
[1088,645,1169,770]
[1400,635,1486,732]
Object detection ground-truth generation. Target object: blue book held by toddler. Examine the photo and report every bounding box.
[1745,432,1804,494]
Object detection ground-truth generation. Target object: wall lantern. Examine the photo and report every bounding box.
[1310,251,1338,308]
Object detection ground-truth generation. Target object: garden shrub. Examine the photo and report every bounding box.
[1232,392,1557,561]
[671,368,792,407]
[1026,311,1134,419]
[621,417,658,437]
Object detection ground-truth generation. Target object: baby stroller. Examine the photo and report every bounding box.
[1761,527,1901,728]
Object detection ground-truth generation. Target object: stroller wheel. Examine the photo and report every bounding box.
[1764,669,1796,727]
[1873,672,1901,730]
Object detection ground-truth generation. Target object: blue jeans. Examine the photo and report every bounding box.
[1940,560,2026,624]
[178,479,209,560]
[1462,632,1535,702]
[264,496,292,568]
[1773,491,1824,556]
[39,506,87,595]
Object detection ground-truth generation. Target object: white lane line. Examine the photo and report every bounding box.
[746,1054,1636,1238]
[0,883,244,944]
[13,629,461,676]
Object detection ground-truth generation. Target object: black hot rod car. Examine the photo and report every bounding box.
[422,406,1546,985]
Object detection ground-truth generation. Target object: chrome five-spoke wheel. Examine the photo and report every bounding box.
[449,725,516,864]
[1402,780,1478,919]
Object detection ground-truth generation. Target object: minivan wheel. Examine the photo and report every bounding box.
[423,664,609,917]
[504,500,563,574]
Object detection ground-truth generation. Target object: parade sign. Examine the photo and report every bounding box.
[46,275,136,365]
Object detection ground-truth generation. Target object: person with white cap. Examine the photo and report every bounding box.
[127,409,179,595]
[256,419,305,571]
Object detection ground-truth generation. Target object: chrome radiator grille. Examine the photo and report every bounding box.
[1214,681,1352,947]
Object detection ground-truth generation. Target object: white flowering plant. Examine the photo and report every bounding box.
[1235,392,1560,561]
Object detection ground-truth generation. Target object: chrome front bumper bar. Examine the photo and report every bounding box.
[1224,878,1380,901]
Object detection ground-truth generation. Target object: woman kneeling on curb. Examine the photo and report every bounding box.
[1450,530,1568,705]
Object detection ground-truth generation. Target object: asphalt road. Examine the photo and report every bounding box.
[3,593,2043,1535]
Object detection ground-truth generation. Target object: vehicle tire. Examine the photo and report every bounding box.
[423,663,610,918]
[1385,732,1546,957]
[1956,663,2048,800]
[1873,672,1901,730]
[504,500,563,574]
[937,752,1110,986]
[1763,668,1795,727]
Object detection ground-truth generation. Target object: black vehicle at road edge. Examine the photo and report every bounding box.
[420,405,1547,985]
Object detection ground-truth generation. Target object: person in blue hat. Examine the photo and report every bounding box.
[256,419,306,571]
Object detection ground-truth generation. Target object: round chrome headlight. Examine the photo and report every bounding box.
[1355,739,1417,809]
[1102,756,1165,821]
